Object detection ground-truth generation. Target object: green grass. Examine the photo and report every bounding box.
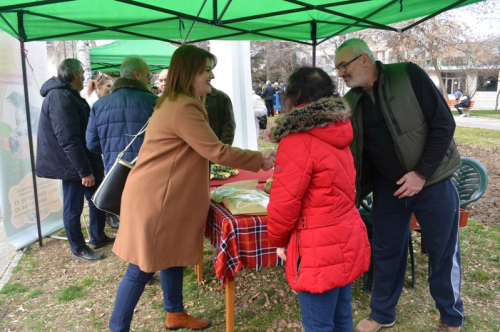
[57,285,88,302]
[450,109,500,118]
[454,126,500,146]
[0,282,28,297]
[81,276,96,286]
[469,110,500,118]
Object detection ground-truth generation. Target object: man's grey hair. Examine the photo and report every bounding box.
[159,69,169,77]
[336,38,375,63]
[57,58,82,83]
[120,55,148,78]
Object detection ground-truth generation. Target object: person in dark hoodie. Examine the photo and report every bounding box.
[86,55,157,177]
[36,58,115,262]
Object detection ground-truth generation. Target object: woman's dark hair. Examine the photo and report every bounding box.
[284,67,335,110]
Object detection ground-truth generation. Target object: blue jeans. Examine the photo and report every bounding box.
[62,179,106,253]
[109,264,184,332]
[298,284,353,332]
[370,179,463,327]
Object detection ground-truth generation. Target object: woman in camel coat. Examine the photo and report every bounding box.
[109,45,275,332]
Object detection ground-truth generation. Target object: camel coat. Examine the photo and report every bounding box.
[113,94,263,272]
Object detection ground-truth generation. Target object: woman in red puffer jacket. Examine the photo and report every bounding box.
[267,67,370,332]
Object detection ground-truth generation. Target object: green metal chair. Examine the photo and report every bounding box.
[452,157,489,210]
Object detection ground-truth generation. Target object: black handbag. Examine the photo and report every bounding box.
[91,120,149,216]
[258,115,267,130]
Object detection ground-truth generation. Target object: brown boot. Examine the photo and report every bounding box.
[166,310,210,330]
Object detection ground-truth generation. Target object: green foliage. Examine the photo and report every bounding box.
[469,110,500,119]
[454,127,500,146]
[0,282,28,296]
[57,285,88,302]
[27,289,44,299]
[81,277,96,286]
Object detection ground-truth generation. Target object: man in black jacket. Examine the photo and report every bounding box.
[262,81,276,117]
[37,58,114,262]
[454,92,470,117]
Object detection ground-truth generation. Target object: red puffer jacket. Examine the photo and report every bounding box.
[268,96,370,293]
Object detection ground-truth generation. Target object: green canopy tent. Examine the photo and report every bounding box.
[0,0,484,65]
[0,0,484,247]
[89,39,177,72]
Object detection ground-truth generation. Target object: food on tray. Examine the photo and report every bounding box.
[210,179,269,215]
[210,164,239,180]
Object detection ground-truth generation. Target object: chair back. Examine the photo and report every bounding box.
[451,157,488,209]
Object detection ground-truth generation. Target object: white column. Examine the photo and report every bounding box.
[210,40,257,150]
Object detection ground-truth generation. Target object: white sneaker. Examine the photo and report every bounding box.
[459,114,466,117]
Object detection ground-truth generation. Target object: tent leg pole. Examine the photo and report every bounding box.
[19,39,43,248]
[312,44,316,67]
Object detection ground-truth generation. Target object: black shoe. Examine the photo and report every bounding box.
[72,247,104,262]
[90,235,116,250]
[106,214,120,229]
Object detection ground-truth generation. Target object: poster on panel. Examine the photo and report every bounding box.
[0,30,64,249]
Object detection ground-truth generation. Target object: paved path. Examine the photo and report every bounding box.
[0,217,20,291]
[0,115,499,290]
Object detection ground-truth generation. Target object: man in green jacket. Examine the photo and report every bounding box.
[205,87,236,145]
[335,38,463,332]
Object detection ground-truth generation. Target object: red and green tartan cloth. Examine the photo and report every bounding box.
[205,201,284,288]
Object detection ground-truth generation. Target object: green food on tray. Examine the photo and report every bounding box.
[210,164,239,180]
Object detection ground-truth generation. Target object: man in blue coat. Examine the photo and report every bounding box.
[37,58,114,262]
[86,55,157,175]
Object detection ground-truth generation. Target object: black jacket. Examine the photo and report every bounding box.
[262,85,276,101]
[36,77,104,181]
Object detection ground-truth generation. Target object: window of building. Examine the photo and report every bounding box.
[441,72,466,94]
[477,74,498,92]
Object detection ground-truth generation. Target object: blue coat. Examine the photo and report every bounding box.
[86,77,157,173]
[36,77,104,181]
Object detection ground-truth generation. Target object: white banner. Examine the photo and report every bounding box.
[0,30,64,249]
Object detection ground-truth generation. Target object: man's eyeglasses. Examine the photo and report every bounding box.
[334,54,363,73]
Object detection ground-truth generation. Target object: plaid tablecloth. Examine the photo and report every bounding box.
[205,201,284,288]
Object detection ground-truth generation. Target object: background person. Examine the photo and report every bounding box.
[85,73,118,229]
[262,80,276,117]
[205,86,236,145]
[87,73,114,108]
[108,45,276,332]
[335,38,462,332]
[36,58,114,262]
[267,66,370,332]
[86,54,156,176]
[252,89,267,138]
[453,89,463,101]
[455,91,471,117]
[157,68,168,96]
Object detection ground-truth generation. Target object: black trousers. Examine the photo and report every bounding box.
[265,99,274,117]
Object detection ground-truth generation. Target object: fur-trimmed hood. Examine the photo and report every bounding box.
[111,77,155,94]
[271,96,352,144]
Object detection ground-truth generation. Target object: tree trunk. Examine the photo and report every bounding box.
[265,40,270,82]
[495,83,500,110]
[76,41,91,98]
[432,58,448,100]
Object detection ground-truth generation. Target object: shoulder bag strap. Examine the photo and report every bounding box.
[117,118,150,161]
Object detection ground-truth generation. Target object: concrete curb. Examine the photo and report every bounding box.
[0,249,23,291]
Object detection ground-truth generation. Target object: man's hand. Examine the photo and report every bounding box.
[394,171,426,199]
[82,174,95,187]
[261,149,276,171]
[276,247,287,261]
